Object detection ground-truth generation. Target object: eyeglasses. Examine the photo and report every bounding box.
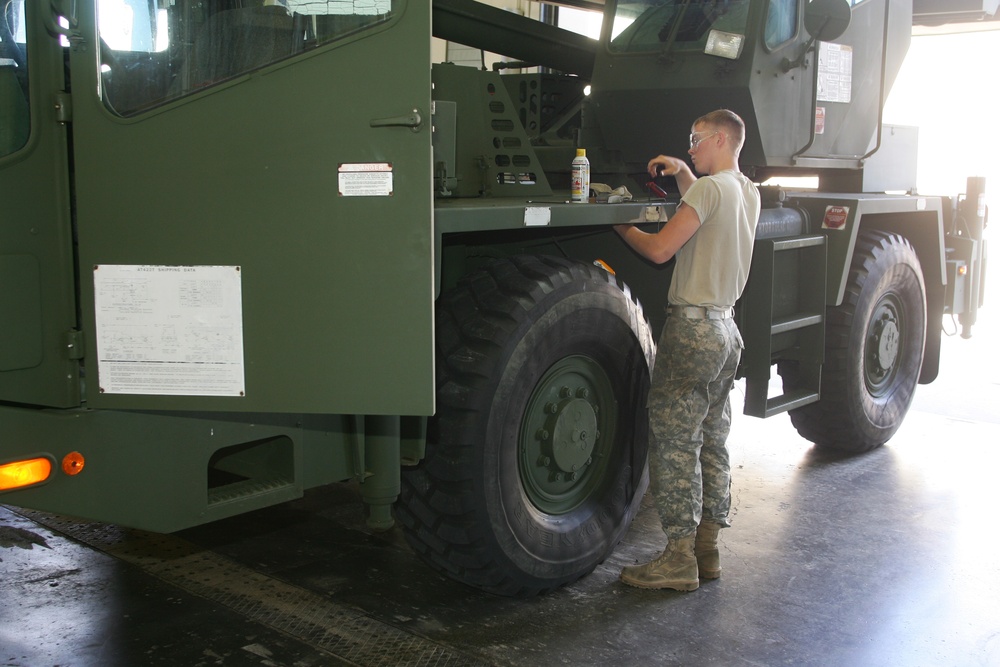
[689,130,719,149]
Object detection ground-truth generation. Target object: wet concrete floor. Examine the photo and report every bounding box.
[3,310,999,666]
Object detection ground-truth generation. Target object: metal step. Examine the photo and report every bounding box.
[208,476,296,507]
[739,234,827,419]
[762,388,820,419]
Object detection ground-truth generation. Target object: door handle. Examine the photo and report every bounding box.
[370,109,423,133]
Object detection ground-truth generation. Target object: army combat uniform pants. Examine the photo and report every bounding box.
[648,313,743,542]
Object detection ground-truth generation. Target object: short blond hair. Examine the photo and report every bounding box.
[696,109,746,154]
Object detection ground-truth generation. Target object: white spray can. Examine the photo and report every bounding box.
[571,148,590,203]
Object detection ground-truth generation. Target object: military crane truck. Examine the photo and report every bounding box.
[0,0,990,596]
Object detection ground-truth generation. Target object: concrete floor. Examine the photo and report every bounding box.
[3,302,999,666]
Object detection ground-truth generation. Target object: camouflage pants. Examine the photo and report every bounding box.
[648,314,743,541]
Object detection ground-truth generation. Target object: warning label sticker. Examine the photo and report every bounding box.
[822,205,850,230]
[817,42,853,104]
[339,162,393,197]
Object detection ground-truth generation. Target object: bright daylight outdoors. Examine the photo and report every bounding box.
[885,27,998,335]
[884,28,999,206]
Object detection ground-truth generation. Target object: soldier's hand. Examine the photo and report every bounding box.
[647,155,683,178]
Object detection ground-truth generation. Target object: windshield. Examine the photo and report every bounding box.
[610,0,750,54]
[99,0,394,117]
[1,0,28,157]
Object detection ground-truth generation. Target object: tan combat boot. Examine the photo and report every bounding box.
[619,534,699,591]
[695,521,722,580]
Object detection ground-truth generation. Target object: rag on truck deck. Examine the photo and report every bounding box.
[0,0,991,596]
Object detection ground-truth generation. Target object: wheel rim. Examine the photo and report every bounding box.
[519,355,617,514]
[865,293,904,397]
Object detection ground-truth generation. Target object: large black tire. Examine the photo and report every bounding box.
[397,255,655,596]
[781,231,926,452]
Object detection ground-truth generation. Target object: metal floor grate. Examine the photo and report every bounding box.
[17,509,491,667]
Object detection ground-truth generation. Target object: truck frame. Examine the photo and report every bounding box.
[0,0,990,595]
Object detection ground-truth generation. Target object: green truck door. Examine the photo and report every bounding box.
[66,0,434,415]
[0,0,80,408]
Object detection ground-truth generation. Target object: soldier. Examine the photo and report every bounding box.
[613,109,760,590]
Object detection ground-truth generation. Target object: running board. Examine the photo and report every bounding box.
[739,234,827,419]
[204,436,301,520]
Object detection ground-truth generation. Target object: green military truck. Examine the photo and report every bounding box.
[0,0,990,595]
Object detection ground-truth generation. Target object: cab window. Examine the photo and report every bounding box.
[764,0,797,49]
[610,0,750,54]
[1,0,28,157]
[100,0,394,117]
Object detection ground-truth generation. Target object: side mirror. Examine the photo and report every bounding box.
[804,0,852,42]
[783,0,852,72]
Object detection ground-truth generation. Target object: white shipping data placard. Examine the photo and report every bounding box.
[94,265,246,396]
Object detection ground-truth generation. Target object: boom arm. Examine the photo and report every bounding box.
[432,0,597,77]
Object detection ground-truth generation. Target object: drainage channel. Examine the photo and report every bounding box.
[17,509,491,667]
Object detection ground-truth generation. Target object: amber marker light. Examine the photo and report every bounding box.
[62,451,86,476]
[0,457,53,491]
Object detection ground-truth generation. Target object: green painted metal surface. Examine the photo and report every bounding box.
[66,0,434,416]
[1,404,355,532]
[1,0,434,531]
[0,1,79,408]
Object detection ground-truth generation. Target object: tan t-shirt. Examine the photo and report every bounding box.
[667,169,760,309]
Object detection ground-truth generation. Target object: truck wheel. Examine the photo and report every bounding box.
[398,255,654,596]
[781,231,926,452]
